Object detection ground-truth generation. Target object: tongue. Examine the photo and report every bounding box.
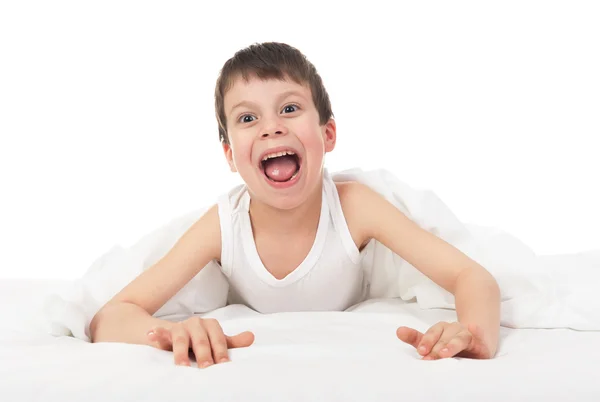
[263,155,298,182]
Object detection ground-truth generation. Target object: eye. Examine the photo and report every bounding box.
[239,114,256,124]
[281,104,299,114]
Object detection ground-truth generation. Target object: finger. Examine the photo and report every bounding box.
[203,319,229,364]
[418,322,447,356]
[427,323,465,359]
[170,325,192,367]
[225,331,255,349]
[438,330,472,358]
[148,327,172,351]
[185,318,213,368]
[155,326,172,340]
[147,330,168,350]
[396,326,424,349]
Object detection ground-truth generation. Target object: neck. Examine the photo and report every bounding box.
[248,181,323,236]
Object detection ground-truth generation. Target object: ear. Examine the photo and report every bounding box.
[323,118,337,153]
[222,142,237,172]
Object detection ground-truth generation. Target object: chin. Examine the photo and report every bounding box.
[248,185,308,211]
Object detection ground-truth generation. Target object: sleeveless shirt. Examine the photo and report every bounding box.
[217,169,367,313]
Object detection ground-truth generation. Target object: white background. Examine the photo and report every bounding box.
[1,1,598,280]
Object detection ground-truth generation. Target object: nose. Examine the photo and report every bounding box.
[260,115,288,139]
[261,129,284,138]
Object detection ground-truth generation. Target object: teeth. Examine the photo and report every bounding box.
[261,150,296,161]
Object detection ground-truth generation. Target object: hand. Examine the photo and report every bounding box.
[397,321,492,360]
[147,317,254,368]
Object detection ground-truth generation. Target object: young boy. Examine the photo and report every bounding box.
[90,42,500,368]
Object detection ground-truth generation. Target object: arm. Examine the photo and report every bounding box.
[453,264,500,355]
[90,302,175,346]
[90,204,222,345]
[339,182,500,357]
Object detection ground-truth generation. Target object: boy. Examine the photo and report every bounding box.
[90,42,500,368]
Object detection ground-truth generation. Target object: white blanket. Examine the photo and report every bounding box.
[4,298,600,402]
[4,297,600,402]
[42,168,600,341]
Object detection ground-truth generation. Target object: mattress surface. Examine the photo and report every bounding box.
[0,279,597,401]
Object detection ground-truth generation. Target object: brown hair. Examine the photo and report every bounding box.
[214,42,334,144]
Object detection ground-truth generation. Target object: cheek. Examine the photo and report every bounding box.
[230,139,254,168]
[294,117,322,141]
[299,126,326,151]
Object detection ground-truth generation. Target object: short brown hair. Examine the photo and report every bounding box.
[214,42,334,144]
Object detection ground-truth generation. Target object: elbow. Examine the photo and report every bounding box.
[89,302,118,343]
[481,267,500,296]
[455,265,500,296]
[89,307,105,343]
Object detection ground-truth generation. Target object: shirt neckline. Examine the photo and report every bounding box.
[239,182,330,287]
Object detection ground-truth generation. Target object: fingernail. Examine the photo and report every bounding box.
[441,348,448,353]
[219,357,229,363]
[147,330,155,337]
[418,346,426,353]
[200,361,212,368]
[180,361,190,366]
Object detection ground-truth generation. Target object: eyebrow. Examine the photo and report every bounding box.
[228,90,306,116]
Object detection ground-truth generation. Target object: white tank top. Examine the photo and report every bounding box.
[217,169,368,313]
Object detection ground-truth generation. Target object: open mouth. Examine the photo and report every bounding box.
[259,150,301,183]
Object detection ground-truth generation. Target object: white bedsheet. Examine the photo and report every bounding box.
[42,168,600,341]
[1,289,599,401]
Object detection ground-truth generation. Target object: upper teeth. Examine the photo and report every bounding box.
[262,150,295,161]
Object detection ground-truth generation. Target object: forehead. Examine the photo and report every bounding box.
[224,75,312,110]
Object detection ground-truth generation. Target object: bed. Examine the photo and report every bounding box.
[0,278,599,401]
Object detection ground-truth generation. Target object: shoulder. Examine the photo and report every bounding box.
[335,180,381,208]
[334,181,383,250]
[335,180,408,240]
[335,180,388,220]
[336,180,368,202]
[186,203,222,262]
[200,202,221,225]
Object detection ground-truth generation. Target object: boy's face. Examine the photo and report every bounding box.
[222,75,336,210]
